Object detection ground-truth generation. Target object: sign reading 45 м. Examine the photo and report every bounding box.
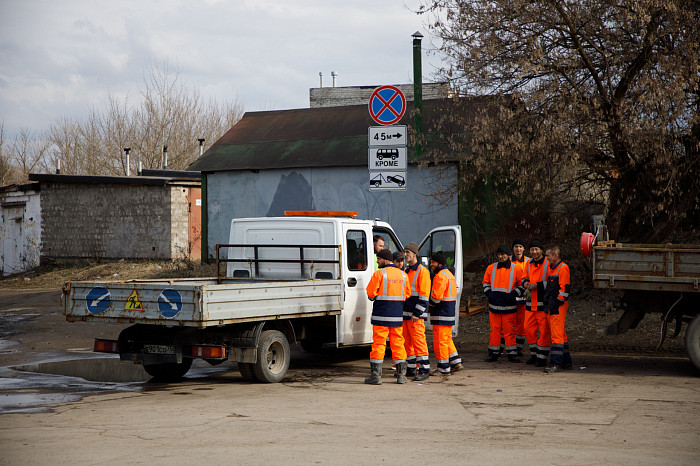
[368,125,407,147]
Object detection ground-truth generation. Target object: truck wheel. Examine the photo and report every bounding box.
[253,330,290,383]
[238,362,258,382]
[143,359,193,381]
[685,313,700,372]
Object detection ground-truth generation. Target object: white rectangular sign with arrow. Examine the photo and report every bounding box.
[368,125,407,147]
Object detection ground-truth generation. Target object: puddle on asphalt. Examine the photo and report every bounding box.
[0,356,235,414]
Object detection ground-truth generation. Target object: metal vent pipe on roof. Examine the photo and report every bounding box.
[162,145,168,170]
[138,161,143,176]
[319,72,323,88]
[198,138,205,157]
[331,71,337,87]
[124,148,131,176]
[56,159,61,174]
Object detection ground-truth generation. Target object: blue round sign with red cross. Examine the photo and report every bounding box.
[368,85,406,125]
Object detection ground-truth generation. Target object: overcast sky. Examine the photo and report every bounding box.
[0,0,444,138]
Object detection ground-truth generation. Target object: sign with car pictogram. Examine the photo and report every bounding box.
[368,172,407,191]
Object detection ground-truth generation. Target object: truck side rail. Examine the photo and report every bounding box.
[593,242,700,293]
[215,243,342,284]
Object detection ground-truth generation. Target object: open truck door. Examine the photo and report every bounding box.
[417,225,463,336]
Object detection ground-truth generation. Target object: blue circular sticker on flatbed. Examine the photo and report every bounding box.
[158,289,182,318]
[86,287,111,314]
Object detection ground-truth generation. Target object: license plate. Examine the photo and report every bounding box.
[143,344,175,354]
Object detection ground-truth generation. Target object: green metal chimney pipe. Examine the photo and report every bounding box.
[412,31,424,161]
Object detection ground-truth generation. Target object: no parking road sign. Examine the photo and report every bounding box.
[368,86,406,126]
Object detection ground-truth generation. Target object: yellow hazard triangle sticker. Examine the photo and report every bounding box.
[125,290,144,311]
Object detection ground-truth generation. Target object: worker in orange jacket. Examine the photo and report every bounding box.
[523,240,551,367]
[483,245,528,362]
[542,245,572,373]
[429,252,463,375]
[365,248,411,385]
[401,242,431,381]
[511,238,530,356]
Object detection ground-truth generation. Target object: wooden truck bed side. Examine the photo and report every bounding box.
[593,243,700,293]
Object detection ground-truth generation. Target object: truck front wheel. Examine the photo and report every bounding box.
[685,313,700,372]
[253,330,291,383]
[143,359,193,381]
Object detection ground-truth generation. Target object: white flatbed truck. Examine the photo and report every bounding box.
[63,211,463,382]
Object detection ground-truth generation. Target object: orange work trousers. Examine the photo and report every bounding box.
[403,319,429,368]
[488,312,517,356]
[433,325,459,373]
[524,310,551,348]
[515,303,526,337]
[548,302,569,346]
[369,325,406,363]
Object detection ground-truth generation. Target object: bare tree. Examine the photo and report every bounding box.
[9,128,51,182]
[419,0,700,242]
[0,122,22,185]
[48,59,244,176]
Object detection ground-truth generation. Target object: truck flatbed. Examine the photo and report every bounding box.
[64,278,343,328]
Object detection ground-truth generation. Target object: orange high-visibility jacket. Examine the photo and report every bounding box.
[404,263,431,320]
[526,257,550,312]
[483,260,528,314]
[429,266,458,326]
[366,264,410,327]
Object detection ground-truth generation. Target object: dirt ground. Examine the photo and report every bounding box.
[0,262,698,464]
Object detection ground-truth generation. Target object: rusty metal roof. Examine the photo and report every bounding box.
[188,99,478,173]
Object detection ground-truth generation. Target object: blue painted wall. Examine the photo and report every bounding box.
[205,165,458,256]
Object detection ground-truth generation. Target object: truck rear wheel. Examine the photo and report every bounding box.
[685,313,700,372]
[238,362,258,382]
[143,359,193,381]
[253,330,290,383]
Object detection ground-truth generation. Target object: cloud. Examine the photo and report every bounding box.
[0,0,440,137]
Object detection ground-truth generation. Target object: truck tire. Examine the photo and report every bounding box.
[685,313,700,372]
[253,330,290,383]
[238,362,258,382]
[143,359,193,381]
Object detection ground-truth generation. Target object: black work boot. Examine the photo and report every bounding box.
[413,371,429,382]
[396,362,408,384]
[364,362,382,385]
[525,355,538,365]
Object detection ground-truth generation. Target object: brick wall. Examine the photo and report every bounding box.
[309,83,452,108]
[40,182,186,261]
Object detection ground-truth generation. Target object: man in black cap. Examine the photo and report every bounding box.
[393,250,405,269]
[429,252,463,375]
[511,238,530,356]
[482,245,528,362]
[402,242,431,381]
[523,240,551,366]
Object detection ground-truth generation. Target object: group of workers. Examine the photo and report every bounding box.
[482,239,572,373]
[364,235,462,385]
[363,236,571,385]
